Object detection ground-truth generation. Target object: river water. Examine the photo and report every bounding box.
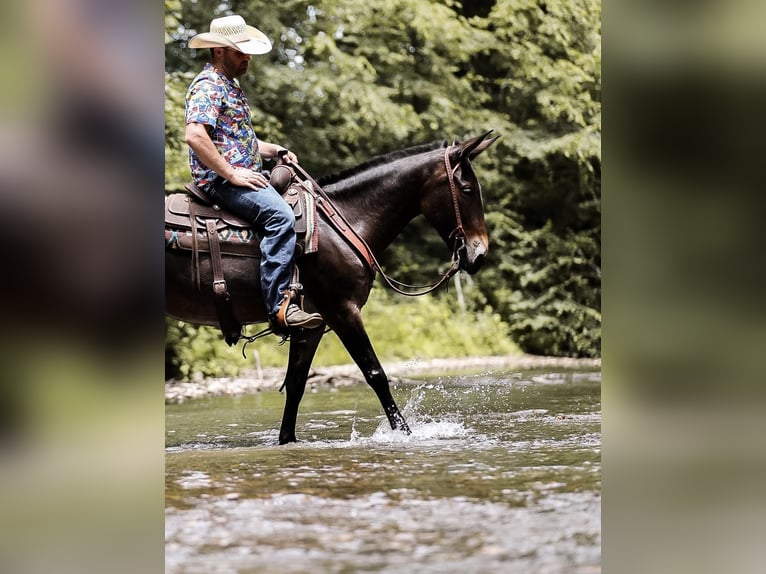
[165,368,601,573]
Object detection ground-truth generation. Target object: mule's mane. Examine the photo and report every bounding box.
[318,140,448,186]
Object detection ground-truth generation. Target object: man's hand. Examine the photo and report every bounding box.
[228,167,269,190]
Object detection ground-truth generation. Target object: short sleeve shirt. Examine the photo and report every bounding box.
[185,63,262,189]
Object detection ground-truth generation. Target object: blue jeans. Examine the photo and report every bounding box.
[207,179,296,317]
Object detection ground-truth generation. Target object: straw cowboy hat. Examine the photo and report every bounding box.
[188,15,272,55]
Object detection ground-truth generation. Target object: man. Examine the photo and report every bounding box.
[185,15,323,332]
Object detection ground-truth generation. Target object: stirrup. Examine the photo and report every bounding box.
[275,290,293,331]
[273,287,322,332]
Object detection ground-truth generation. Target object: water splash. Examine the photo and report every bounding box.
[349,415,361,442]
[371,418,469,443]
[402,385,428,418]
[366,385,470,443]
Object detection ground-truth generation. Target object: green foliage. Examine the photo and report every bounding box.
[361,286,519,361]
[166,286,519,380]
[165,70,194,192]
[166,319,247,379]
[480,0,601,134]
[494,222,600,356]
[164,0,601,361]
[479,131,601,357]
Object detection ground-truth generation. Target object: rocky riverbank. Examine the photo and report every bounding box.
[165,354,601,403]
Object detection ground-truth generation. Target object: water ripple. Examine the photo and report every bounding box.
[166,491,600,573]
[166,369,601,571]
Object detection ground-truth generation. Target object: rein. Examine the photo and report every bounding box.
[366,146,466,296]
[285,146,467,297]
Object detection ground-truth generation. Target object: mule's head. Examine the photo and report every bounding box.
[421,131,498,274]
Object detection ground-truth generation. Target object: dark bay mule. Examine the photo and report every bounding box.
[166,132,497,443]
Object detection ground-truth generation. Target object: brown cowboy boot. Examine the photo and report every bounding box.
[281,303,323,329]
[272,289,323,332]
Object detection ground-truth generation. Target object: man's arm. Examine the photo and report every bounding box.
[185,122,266,190]
[258,140,299,164]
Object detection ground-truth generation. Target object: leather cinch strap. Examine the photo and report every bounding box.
[205,220,228,297]
[189,201,202,290]
[205,218,241,345]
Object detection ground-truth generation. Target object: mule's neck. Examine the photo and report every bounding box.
[325,153,437,256]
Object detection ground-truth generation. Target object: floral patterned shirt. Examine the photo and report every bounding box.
[185,63,262,189]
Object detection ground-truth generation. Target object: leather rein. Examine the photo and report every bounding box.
[287,145,467,297]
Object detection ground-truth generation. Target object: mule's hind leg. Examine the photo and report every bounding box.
[330,309,411,435]
[278,327,324,444]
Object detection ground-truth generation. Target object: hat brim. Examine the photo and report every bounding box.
[188,25,272,55]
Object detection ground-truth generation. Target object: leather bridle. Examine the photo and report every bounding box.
[369,145,467,296]
[285,145,469,297]
[444,145,468,267]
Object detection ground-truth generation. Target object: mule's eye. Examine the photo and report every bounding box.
[460,183,474,195]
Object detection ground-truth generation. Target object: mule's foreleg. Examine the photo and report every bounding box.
[372,366,412,434]
[331,311,411,435]
[278,327,324,444]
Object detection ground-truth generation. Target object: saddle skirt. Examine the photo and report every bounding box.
[164,180,319,258]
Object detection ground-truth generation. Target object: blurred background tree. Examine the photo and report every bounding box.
[165,0,600,377]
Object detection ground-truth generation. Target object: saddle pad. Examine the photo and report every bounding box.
[164,187,319,257]
[165,226,259,257]
[287,181,319,254]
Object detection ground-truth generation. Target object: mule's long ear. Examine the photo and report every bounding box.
[467,135,499,159]
[460,130,500,160]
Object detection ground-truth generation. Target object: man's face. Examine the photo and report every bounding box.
[220,47,251,78]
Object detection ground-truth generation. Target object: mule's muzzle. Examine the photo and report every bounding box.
[459,239,488,275]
